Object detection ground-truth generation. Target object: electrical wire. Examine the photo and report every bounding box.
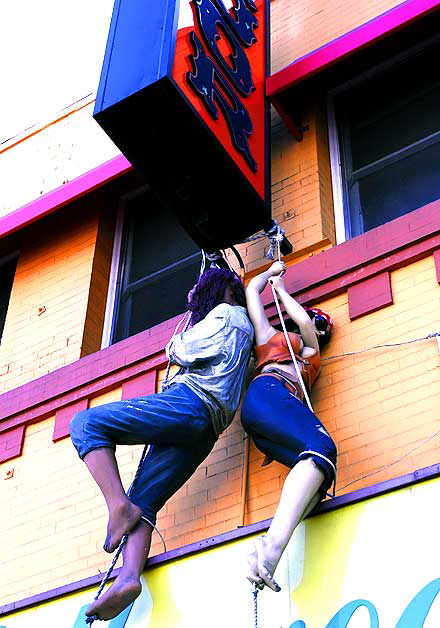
[321,331,440,362]
[336,427,440,493]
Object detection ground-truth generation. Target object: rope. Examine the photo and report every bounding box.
[161,311,192,388]
[321,331,440,361]
[265,222,284,261]
[85,251,220,625]
[85,443,152,625]
[269,283,314,412]
[252,584,259,628]
[238,219,287,261]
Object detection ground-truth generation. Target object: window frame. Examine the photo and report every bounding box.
[101,186,202,348]
[0,250,19,344]
[327,34,440,243]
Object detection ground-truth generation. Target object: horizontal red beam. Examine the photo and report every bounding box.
[0,313,181,429]
[1,199,439,443]
[259,200,440,317]
[267,0,440,97]
[0,154,132,240]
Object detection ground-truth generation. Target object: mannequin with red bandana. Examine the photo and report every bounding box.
[241,261,336,592]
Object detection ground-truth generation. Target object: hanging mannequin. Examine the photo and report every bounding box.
[241,261,336,591]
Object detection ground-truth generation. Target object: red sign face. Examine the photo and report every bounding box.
[172,0,267,201]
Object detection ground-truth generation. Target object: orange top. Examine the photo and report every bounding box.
[254,331,321,390]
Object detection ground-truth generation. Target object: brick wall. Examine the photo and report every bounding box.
[234,100,335,274]
[0,101,119,220]
[1,0,439,611]
[1,255,439,607]
[0,207,100,393]
[270,0,405,73]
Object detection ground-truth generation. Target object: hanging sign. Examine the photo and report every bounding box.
[94,0,271,251]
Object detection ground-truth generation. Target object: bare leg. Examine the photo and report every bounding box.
[84,448,142,552]
[86,520,152,621]
[247,458,324,591]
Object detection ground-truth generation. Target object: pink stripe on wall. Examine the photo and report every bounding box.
[434,249,440,283]
[0,155,132,240]
[267,0,440,96]
[0,425,25,464]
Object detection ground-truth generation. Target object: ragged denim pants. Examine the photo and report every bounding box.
[70,383,217,525]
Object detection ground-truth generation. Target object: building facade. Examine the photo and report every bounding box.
[1,0,439,626]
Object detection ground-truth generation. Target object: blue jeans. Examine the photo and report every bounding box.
[70,383,217,525]
[241,376,337,498]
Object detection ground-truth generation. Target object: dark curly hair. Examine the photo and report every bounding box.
[188,268,246,325]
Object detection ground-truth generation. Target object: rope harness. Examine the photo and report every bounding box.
[252,583,259,628]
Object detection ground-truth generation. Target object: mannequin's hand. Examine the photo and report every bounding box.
[267,261,286,277]
[268,275,284,289]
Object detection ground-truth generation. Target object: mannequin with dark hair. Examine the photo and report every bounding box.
[187,267,247,324]
[241,261,336,592]
[70,268,253,621]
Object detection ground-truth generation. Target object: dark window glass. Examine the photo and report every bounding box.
[336,42,440,238]
[112,191,201,343]
[0,257,17,343]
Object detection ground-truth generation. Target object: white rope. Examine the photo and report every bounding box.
[265,222,313,411]
[269,282,314,412]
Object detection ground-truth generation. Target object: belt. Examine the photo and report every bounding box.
[254,368,304,402]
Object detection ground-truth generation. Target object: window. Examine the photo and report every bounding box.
[331,40,440,239]
[108,189,202,344]
[0,254,18,343]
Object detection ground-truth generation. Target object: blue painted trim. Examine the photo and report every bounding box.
[95,0,123,113]
[94,0,180,114]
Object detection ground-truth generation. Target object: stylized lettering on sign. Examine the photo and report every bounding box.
[192,0,256,95]
[185,0,260,172]
[288,576,440,628]
[187,31,256,171]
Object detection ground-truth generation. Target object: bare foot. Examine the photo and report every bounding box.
[246,545,264,589]
[86,574,142,621]
[104,500,142,553]
[253,535,281,592]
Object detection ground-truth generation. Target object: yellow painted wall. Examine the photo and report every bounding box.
[1,0,439,612]
[0,101,119,220]
[1,257,439,608]
[270,0,405,73]
[0,209,100,393]
[4,476,440,628]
